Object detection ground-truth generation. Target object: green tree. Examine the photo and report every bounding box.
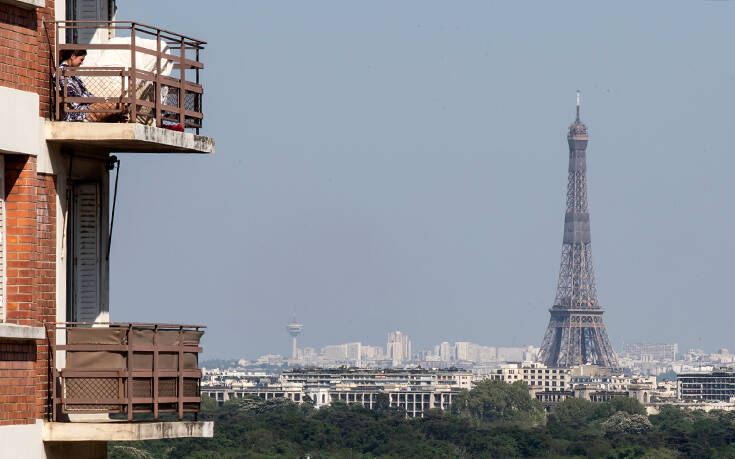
[451,380,545,426]
[548,397,596,432]
[601,412,653,436]
[595,396,647,419]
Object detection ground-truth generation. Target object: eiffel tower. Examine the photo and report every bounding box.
[538,92,619,369]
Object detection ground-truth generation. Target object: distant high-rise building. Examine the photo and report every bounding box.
[439,341,454,362]
[496,345,539,362]
[320,342,362,366]
[346,342,362,366]
[286,319,304,360]
[455,342,472,361]
[387,331,411,365]
[621,343,678,361]
[538,92,619,369]
[361,345,386,360]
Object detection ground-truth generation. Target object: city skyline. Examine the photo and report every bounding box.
[254,323,728,364]
[238,319,732,365]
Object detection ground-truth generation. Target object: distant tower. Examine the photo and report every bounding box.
[387,331,411,366]
[538,92,620,369]
[286,319,304,360]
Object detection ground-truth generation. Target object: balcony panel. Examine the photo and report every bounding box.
[49,322,206,423]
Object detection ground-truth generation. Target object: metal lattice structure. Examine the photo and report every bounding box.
[539,92,620,369]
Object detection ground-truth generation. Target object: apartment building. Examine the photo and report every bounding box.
[488,362,571,392]
[204,368,469,418]
[1,0,214,457]
[678,368,735,402]
[280,368,473,390]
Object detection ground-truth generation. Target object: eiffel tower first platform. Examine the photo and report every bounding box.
[538,92,620,369]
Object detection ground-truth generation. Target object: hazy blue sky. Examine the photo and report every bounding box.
[111,1,735,359]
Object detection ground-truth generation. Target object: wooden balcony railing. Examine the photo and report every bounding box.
[48,322,205,422]
[54,21,205,133]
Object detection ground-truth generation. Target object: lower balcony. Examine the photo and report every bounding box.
[45,322,213,443]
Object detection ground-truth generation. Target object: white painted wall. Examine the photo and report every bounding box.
[0,421,45,459]
[0,86,44,157]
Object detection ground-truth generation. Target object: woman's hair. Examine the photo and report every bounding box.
[60,49,88,62]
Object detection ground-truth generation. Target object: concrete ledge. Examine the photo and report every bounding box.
[0,324,45,340]
[0,0,45,10]
[43,421,214,442]
[45,121,215,154]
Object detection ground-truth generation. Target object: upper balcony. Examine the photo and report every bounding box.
[47,21,214,154]
[43,322,213,443]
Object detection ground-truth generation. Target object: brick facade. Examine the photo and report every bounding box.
[0,155,56,424]
[1,0,60,427]
[0,340,36,425]
[0,0,56,117]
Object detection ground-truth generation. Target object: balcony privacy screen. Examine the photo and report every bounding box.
[55,324,203,421]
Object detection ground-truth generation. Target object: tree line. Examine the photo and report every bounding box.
[110,380,735,458]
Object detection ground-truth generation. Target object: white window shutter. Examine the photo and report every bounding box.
[73,182,101,324]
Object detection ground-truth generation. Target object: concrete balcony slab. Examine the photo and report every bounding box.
[45,121,215,154]
[0,0,45,10]
[42,421,214,442]
[0,323,45,340]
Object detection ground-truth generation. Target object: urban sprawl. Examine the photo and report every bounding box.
[202,328,735,417]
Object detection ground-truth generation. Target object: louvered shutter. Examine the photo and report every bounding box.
[73,182,101,324]
[74,0,110,44]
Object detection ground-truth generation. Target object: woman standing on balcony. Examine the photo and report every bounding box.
[56,49,93,121]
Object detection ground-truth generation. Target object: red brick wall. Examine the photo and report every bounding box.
[1,155,57,424]
[6,155,41,328]
[0,1,56,117]
[0,340,36,425]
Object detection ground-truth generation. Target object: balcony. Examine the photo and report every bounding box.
[47,21,214,154]
[44,322,212,443]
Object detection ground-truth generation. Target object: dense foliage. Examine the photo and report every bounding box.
[110,381,735,458]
